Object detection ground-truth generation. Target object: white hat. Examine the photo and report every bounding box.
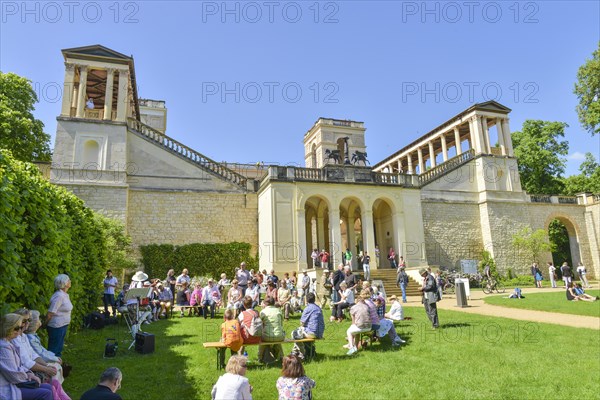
[132,271,149,282]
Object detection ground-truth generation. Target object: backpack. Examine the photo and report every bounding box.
[241,310,263,337]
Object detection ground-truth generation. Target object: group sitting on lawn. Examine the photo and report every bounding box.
[566,282,598,302]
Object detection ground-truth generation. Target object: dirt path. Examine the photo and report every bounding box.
[401,285,600,330]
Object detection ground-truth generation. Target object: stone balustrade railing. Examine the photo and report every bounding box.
[529,194,579,204]
[418,149,475,186]
[127,118,251,190]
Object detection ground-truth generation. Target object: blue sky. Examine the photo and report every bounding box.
[1,0,599,175]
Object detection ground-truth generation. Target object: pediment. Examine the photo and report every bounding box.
[62,45,131,62]
[473,101,512,114]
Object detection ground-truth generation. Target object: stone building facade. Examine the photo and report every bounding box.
[50,45,599,278]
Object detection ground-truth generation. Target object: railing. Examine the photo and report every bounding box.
[127,118,249,190]
[418,149,475,186]
[557,196,577,204]
[530,195,551,203]
[268,165,417,187]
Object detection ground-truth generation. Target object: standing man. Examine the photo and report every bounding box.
[344,248,353,267]
[103,270,118,317]
[301,270,311,306]
[332,263,344,303]
[80,367,123,400]
[560,262,572,289]
[548,262,557,288]
[236,262,251,296]
[319,249,330,270]
[361,252,371,281]
[318,270,333,309]
[396,266,408,303]
[419,268,439,329]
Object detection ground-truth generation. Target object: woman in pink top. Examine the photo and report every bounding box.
[46,274,73,358]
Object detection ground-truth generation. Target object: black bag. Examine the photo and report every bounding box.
[90,311,105,329]
[16,381,40,389]
[104,338,118,358]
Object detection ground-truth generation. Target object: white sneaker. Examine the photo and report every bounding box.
[346,347,357,355]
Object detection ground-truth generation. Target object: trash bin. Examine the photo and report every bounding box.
[456,281,468,308]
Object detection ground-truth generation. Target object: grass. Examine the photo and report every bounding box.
[58,306,600,399]
[484,290,600,317]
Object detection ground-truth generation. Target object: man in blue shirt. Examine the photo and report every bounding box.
[291,293,324,361]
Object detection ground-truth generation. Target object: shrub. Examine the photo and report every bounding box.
[0,149,107,328]
[140,242,257,282]
[501,275,536,287]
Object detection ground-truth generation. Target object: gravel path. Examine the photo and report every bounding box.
[401,284,600,330]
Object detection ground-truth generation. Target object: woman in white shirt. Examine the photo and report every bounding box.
[385,295,404,321]
[212,355,252,400]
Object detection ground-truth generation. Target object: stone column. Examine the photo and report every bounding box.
[502,118,514,156]
[317,216,326,251]
[116,69,129,122]
[60,63,76,116]
[468,118,477,152]
[496,117,506,155]
[362,210,377,269]
[407,154,413,174]
[417,147,424,174]
[347,215,356,269]
[454,127,462,155]
[75,65,89,118]
[103,68,115,121]
[441,134,448,162]
[397,160,402,174]
[329,208,342,267]
[480,116,491,153]
[428,141,436,168]
[471,116,484,154]
[296,209,308,270]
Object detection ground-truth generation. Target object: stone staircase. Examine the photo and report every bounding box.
[370,268,422,298]
[127,118,255,191]
[417,149,476,186]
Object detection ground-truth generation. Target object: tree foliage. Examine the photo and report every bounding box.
[548,219,572,268]
[478,250,500,279]
[574,42,600,136]
[512,120,569,194]
[561,152,600,195]
[0,72,52,162]
[512,227,556,264]
[94,215,138,285]
[0,149,106,328]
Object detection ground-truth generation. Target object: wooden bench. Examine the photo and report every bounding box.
[203,338,316,370]
[355,330,376,350]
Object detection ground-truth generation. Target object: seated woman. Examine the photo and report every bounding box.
[157,283,173,318]
[331,282,354,322]
[266,282,278,304]
[219,309,244,369]
[569,283,598,301]
[345,291,372,355]
[238,297,262,346]
[385,295,404,321]
[177,281,192,317]
[24,311,65,383]
[276,355,316,400]
[508,288,524,299]
[190,282,203,317]
[13,309,71,400]
[1,314,54,400]
[244,280,260,310]
[277,280,292,321]
[227,280,243,318]
[566,282,597,302]
[211,355,252,400]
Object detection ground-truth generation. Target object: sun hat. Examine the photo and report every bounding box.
[132,271,149,282]
[389,295,398,301]
[418,268,428,276]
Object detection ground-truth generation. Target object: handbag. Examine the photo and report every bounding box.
[16,380,40,389]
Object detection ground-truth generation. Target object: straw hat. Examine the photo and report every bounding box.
[389,295,398,301]
[132,271,149,282]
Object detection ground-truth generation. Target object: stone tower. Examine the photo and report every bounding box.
[303,118,367,168]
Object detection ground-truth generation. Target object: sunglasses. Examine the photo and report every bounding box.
[13,326,22,332]
[21,319,31,323]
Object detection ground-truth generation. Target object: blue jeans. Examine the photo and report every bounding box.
[20,383,53,400]
[47,324,68,357]
[202,299,216,319]
[400,282,407,302]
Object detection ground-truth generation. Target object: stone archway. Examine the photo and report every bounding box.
[304,195,331,267]
[545,214,582,267]
[372,197,396,269]
[339,197,364,270]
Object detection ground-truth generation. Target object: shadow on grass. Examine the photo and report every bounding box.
[62,319,197,399]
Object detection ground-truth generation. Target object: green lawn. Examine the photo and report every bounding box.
[59,306,600,399]
[484,290,600,317]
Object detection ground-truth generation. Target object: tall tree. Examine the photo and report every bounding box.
[0,72,51,162]
[562,152,600,195]
[574,42,600,136]
[512,227,556,264]
[512,120,569,194]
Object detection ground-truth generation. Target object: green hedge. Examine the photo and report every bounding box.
[140,242,257,281]
[0,149,106,328]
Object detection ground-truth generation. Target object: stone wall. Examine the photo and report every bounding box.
[421,200,483,269]
[64,184,128,222]
[126,190,258,251]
